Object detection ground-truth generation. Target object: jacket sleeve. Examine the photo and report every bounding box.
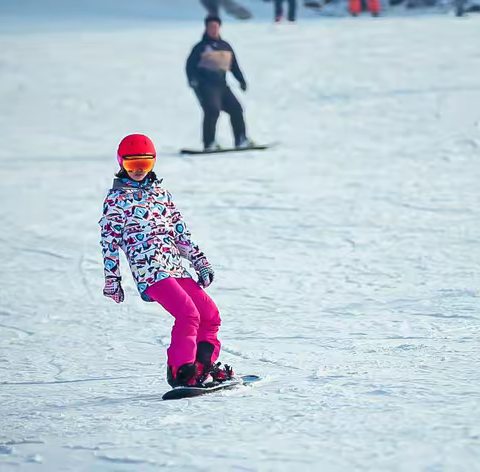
[186,43,202,83]
[230,47,246,86]
[99,192,125,280]
[166,191,206,268]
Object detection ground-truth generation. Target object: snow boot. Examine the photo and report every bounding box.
[210,362,235,382]
[195,341,234,383]
[204,141,221,152]
[235,136,254,149]
[167,363,198,388]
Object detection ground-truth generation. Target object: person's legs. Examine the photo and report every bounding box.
[197,85,222,148]
[287,0,297,20]
[145,278,200,370]
[367,0,381,14]
[454,0,466,16]
[221,87,246,147]
[176,278,222,366]
[349,0,362,14]
[274,0,284,19]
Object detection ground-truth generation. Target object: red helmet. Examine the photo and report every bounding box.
[117,134,156,167]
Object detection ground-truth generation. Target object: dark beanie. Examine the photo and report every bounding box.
[205,15,222,26]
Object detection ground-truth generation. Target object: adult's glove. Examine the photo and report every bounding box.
[240,81,247,92]
[194,257,215,288]
[103,277,124,303]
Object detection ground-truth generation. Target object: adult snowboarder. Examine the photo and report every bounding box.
[186,15,251,151]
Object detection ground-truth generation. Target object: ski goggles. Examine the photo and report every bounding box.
[122,155,155,173]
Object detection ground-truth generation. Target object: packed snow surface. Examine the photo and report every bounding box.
[1,1,479,471]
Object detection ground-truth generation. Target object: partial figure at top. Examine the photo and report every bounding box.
[201,0,220,15]
[200,0,253,20]
[274,0,297,22]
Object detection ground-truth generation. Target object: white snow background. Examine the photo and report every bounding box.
[1,0,480,470]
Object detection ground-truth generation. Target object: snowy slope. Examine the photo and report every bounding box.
[1,1,480,471]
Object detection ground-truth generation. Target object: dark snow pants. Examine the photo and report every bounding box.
[195,83,246,148]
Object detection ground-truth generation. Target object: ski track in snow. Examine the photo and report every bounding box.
[1,0,480,471]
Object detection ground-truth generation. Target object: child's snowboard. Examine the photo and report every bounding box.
[162,375,260,401]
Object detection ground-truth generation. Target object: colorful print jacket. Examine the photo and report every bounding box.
[99,177,207,301]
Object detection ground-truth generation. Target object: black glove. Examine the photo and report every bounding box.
[240,81,247,92]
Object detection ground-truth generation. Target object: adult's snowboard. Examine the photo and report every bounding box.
[180,144,273,155]
[162,375,260,401]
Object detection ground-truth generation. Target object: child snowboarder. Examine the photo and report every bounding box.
[99,134,234,388]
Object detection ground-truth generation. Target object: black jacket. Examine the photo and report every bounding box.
[186,33,246,87]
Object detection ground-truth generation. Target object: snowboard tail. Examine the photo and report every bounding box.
[162,375,260,401]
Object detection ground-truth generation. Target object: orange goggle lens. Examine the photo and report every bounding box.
[122,156,155,173]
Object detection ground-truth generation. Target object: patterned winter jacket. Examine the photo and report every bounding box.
[99,177,207,301]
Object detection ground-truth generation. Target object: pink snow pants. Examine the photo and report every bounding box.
[145,277,221,369]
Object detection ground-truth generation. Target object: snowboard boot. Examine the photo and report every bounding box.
[194,361,234,384]
[195,341,234,383]
[196,341,215,366]
[235,136,254,149]
[210,362,235,382]
[167,362,218,388]
[194,362,215,385]
[204,141,221,152]
[195,341,216,385]
[167,363,198,388]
